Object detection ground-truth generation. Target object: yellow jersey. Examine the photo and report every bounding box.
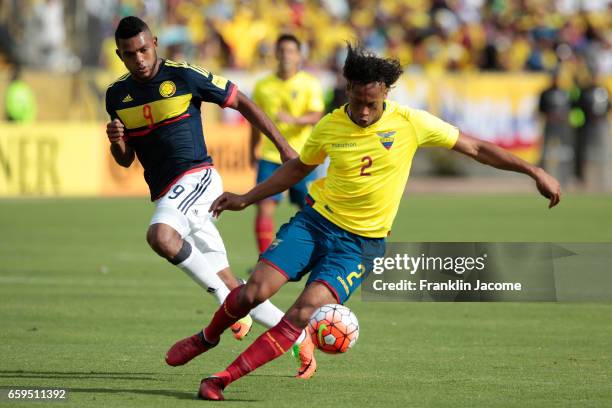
[252,71,324,164]
[300,101,459,238]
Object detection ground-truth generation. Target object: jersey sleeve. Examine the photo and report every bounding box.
[299,119,327,165]
[306,77,325,113]
[183,64,238,108]
[410,109,459,149]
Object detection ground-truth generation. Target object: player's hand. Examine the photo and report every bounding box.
[209,192,250,217]
[279,146,298,163]
[276,111,296,125]
[533,167,561,208]
[106,119,125,144]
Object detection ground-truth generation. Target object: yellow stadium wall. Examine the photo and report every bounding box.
[0,123,104,196]
[1,72,610,197]
[0,123,254,197]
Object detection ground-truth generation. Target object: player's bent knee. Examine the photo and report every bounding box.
[239,281,271,308]
[146,224,182,259]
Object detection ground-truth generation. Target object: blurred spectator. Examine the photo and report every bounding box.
[0,22,17,65]
[573,73,611,184]
[538,71,573,185]
[21,0,80,71]
[325,59,347,113]
[4,66,37,123]
[83,0,118,67]
[1,0,610,74]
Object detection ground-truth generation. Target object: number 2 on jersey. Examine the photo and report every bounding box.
[360,156,373,176]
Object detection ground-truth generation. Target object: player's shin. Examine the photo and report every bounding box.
[214,317,303,387]
[172,239,230,304]
[203,285,252,343]
[250,300,306,345]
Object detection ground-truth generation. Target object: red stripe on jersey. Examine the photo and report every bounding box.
[125,113,191,138]
[221,84,238,108]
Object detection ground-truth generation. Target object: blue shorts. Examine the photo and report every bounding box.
[260,205,386,304]
[257,159,315,207]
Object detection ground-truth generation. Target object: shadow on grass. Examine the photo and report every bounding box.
[70,387,260,402]
[0,371,260,401]
[69,387,198,400]
[248,373,294,379]
[0,369,159,381]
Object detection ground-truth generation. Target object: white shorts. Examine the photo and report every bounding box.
[150,167,229,273]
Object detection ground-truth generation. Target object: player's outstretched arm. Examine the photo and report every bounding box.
[249,125,261,168]
[228,91,297,163]
[210,158,316,217]
[106,119,135,167]
[452,133,561,208]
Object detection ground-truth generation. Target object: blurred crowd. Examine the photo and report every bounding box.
[0,0,609,189]
[0,0,610,77]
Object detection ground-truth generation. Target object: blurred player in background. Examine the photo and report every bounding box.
[250,34,324,254]
[538,71,573,185]
[104,16,315,377]
[573,73,611,185]
[167,43,561,400]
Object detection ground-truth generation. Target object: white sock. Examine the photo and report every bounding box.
[295,330,306,345]
[176,247,230,304]
[250,299,284,327]
[250,300,306,345]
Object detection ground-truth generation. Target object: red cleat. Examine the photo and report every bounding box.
[198,377,225,401]
[165,331,217,367]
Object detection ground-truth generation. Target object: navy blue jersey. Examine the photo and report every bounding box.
[105,59,237,200]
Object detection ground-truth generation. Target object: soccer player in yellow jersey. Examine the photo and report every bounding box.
[167,44,561,400]
[250,34,324,254]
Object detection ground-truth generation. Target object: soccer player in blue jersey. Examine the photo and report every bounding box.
[104,16,315,375]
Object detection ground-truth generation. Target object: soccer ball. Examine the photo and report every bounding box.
[308,304,359,354]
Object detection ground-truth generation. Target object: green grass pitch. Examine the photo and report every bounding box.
[0,194,611,407]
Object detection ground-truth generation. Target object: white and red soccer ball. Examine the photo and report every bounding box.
[308,304,359,354]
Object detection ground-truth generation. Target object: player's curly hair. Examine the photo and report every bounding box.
[115,16,150,43]
[343,43,403,88]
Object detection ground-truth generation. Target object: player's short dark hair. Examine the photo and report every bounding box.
[115,16,151,44]
[343,43,403,88]
[276,34,301,51]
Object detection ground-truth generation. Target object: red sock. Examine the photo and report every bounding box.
[255,214,275,253]
[203,285,251,343]
[215,317,302,387]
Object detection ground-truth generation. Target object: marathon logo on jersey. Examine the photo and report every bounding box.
[159,80,176,98]
[330,142,357,151]
[377,131,396,150]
